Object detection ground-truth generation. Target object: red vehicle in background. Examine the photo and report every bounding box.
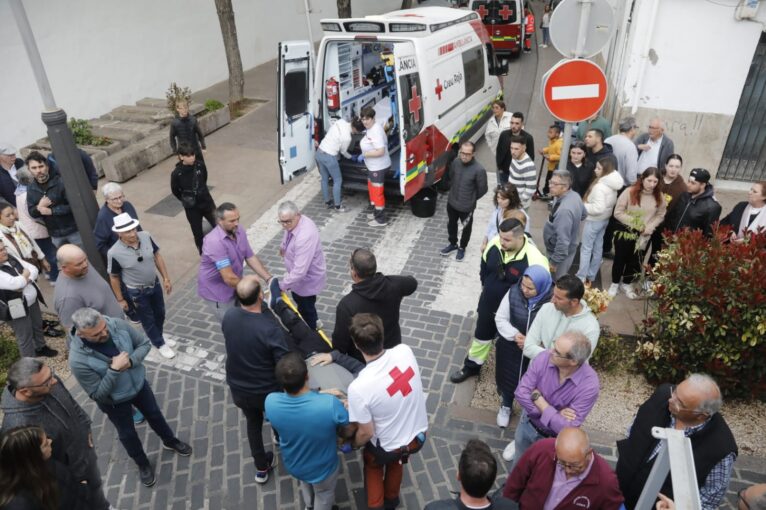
[468,0,525,59]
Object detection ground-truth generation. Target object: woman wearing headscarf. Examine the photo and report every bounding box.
[493,264,553,429]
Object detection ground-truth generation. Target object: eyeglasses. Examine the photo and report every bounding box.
[669,385,706,415]
[277,218,295,225]
[107,195,125,202]
[459,152,474,156]
[22,367,56,389]
[555,450,591,471]
[549,181,565,187]
[739,488,751,510]
[552,348,574,360]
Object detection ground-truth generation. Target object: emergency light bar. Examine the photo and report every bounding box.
[344,21,385,33]
[430,12,479,32]
[389,23,427,32]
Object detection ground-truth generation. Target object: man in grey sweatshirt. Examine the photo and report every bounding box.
[441,142,488,261]
[543,170,587,280]
[1,357,111,509]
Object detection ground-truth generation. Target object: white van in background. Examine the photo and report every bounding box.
[277,6,507,201]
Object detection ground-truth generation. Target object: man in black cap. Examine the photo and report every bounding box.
[666,168,722,237]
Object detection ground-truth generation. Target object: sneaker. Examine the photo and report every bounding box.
[368,219,387,227]
[133,409,145,425]
[255,451,277,484]
[496,406,511,428]
[163,336,177,347]
[162,439,193,456]
[325,200,334,209]
[158,345,176,359]
[456,248,465,261]
[34,346,58,357]
[334,204,348,212]
[269,278,282,309]
[449,368,478,384]
[366,213,375,220]
[138,463,156,487]
[440,244,458,256]
[607,283,620,297]
[502,441,516,462]
[622,283,639,300]
[642,280,653,293]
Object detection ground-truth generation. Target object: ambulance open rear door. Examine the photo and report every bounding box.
[277,41,315,184]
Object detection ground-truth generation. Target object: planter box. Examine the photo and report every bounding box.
[101,130,173,183]
[197,107,230,135]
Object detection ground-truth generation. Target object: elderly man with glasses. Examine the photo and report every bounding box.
[504,427,624,509]
[502,331,600,466]
[616,373,738,510]
[543,169,587,280]
[1,358,112,509]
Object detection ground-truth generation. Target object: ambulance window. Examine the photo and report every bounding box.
[399,73,424,142]
[284,70,308,118]
[462,47,485,98]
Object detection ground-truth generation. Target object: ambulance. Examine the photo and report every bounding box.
[468,0,525,60]
[277,6,506,201]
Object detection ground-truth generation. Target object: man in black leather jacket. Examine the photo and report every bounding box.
[667,168,722,238]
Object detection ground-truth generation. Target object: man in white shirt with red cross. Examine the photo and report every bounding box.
[348,313,428,510]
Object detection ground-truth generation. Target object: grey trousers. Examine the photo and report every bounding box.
[9,301,45,357]
[206,297,236,323]
[299,464,339,510]
[553,249,577,281]
[82,445,111,510]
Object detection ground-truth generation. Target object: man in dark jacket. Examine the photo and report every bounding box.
[496,112,536,183]
[0,143,23,206]
[583,128,614,167]
[332,248,417,361]
[441,142,488,261]
[222,276,289,484]
[666,168,722,237]
[616,374,737,509]
[635,117,675,172]
[1,358,111,509]
[169,100,206,160]
[25,151,81,248]
[543,169,587,280]
[170,142,216,253]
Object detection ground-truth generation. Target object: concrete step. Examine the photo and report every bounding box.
[135,97,206,116]
[100,105,174,125]
[87,119,162,145]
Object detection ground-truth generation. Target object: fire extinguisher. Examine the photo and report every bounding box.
[326,77,340,112]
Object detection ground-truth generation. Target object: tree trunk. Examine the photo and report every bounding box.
[400,0,413,8]
[214,0,245,113]
[337,0,351,18]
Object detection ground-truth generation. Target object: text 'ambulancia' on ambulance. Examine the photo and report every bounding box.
[277,6,507,202]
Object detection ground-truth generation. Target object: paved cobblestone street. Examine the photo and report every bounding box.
[65,174,766,510]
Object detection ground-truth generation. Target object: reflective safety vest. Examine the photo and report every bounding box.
[525,13,535,33]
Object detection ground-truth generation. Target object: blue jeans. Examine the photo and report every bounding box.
[511,411,547,470]
[292,292,318,330]
[97,380,176,467]
[542,27,550,45]
[577,219,609,281]
[126,280,165,348]
[51,230,83,249]
[316,149,343,206]
[36,236,59,281]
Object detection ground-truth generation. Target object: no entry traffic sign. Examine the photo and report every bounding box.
[541,59,607,123]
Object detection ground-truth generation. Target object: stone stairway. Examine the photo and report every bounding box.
[24,98,229,183]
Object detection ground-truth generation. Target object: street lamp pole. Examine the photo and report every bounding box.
[9,0,106,278]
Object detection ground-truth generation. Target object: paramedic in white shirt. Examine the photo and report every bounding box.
[348,313,428,510]
[358,106,392,228]
[316,117,364,212]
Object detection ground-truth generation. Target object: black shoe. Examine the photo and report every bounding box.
[35,346,58,358]
[440,244,458,256]
[138,464,156,487]
[43,325,63,337]
[450,368,478,384]
[162,439,192,456]
[456,248,465,261]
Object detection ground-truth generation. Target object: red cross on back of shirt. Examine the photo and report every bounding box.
[387,366,415,397]
[499,4,513,20]
[408,86,421,123]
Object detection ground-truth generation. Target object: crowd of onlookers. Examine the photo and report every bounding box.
[0,97,765,510]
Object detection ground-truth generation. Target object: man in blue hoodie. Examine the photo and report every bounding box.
[68,307,192,488]
[543,170,587,280]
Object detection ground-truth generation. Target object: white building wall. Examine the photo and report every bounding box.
[0,0,401,148]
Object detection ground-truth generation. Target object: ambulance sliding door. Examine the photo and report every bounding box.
[393,43,426,201]
[277,41,315,184]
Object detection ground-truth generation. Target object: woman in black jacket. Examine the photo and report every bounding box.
[493,264,553,428]
[0,426,90,510]
[170,142,217,254]
[567,140,596,198]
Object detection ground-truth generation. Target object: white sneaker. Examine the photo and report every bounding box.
[158,345,176,359]
[163,336,177,347]
[496,406,511,428]
[502,441,516,462]
[622,283,639,300]
[607,283,620,297]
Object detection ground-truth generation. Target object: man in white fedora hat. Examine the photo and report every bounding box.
[107,212,176,359]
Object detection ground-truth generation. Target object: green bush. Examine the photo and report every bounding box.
[0,333,20,388]
[589,327,635,373]
[204,99,225,112]
[636,227,766,399]
[166,82,192,113]
[67,118,110,147]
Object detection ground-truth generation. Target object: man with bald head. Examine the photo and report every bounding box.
[504,427,624,508]
[54,244,124,329]
[635,117,675,173]
[616,373,738,509]
[222,275,289,483]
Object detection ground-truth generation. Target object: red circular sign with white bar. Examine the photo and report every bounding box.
[542,59,607,123]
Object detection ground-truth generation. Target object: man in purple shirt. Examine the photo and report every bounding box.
[269,201,326,330]
[198,202,272,321]
[503,331,600,467]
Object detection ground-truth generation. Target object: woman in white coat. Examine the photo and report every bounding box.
[484,100,513,169]
[576,155,623,284]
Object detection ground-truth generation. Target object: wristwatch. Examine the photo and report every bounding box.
[531,391,542,402]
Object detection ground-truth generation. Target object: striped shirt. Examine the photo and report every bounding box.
[509,154,537,208]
